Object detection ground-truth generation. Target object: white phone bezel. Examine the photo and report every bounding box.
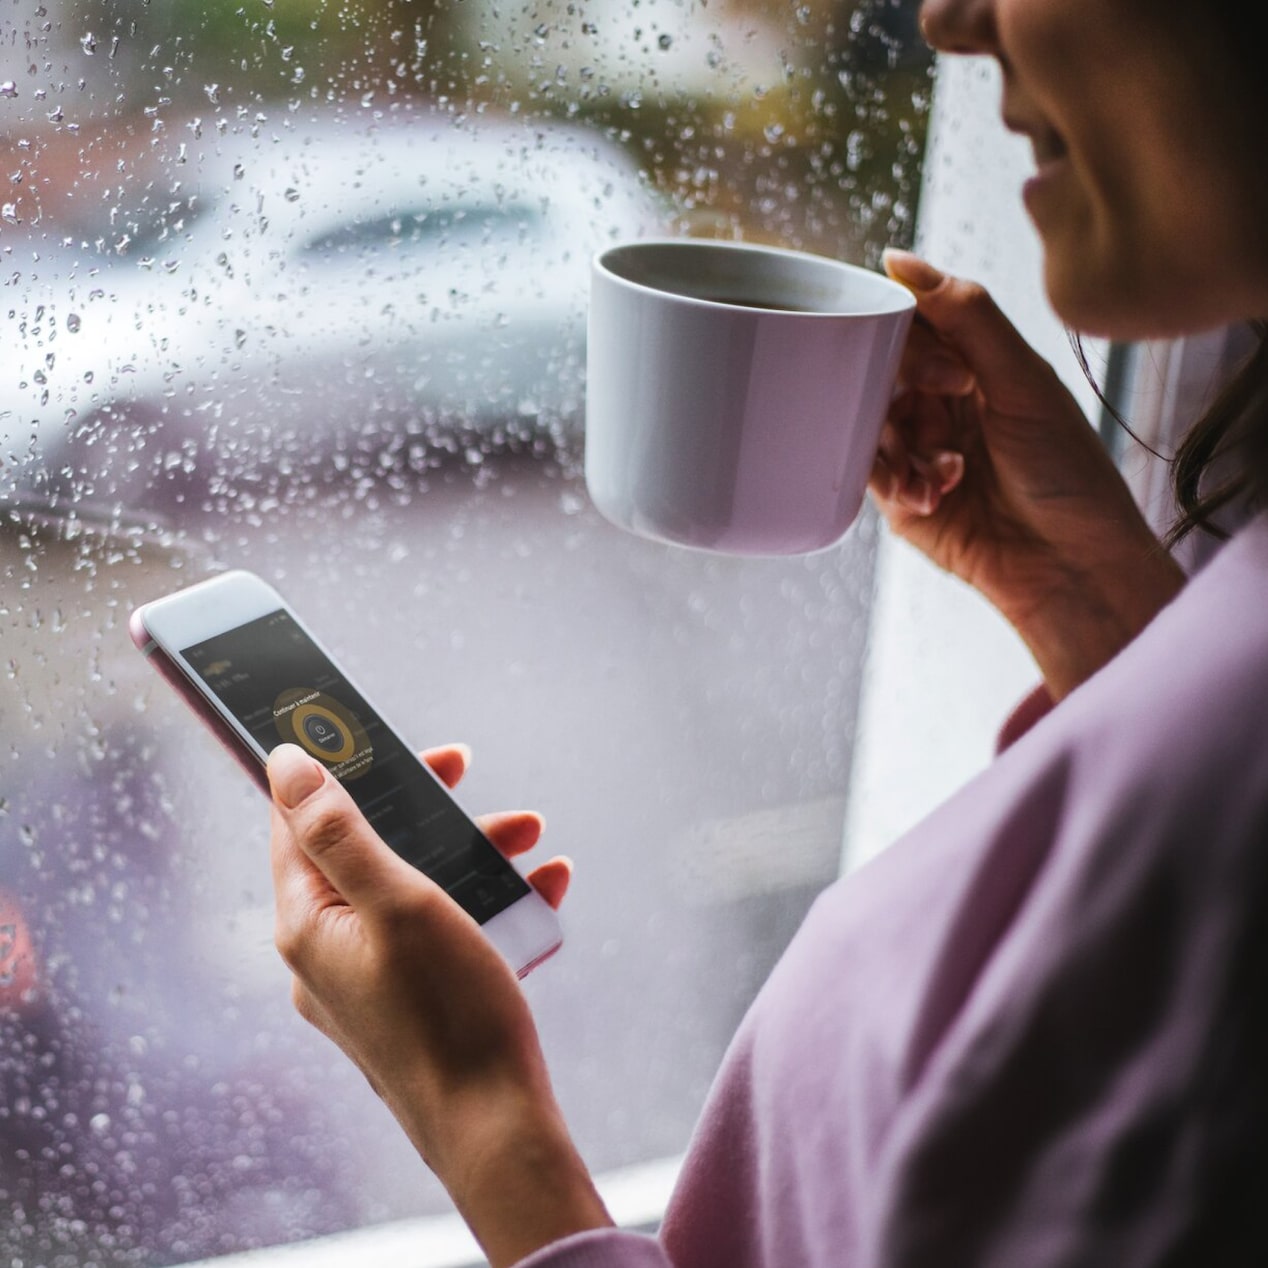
[133,569,562,977]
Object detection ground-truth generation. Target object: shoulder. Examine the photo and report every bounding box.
[863,517,1268,1265]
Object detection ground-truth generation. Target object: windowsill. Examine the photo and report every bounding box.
[180,1155,681,1268]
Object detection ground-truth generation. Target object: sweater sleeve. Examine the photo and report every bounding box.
[513,1228,673,1268]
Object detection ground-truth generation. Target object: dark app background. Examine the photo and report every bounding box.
[182,609,528,924]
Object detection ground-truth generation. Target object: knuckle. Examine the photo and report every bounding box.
[274,918,306,971]
[300,800,358,860]
[291,978,319,1025]
[954,278,994,313]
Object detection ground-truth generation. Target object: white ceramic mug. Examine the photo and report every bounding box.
[585,239,916,555]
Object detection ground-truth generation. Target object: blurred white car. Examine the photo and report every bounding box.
[1,108,665,521]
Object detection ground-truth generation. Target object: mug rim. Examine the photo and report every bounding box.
[593,237,916,319]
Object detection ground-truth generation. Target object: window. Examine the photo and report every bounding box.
[1,2,931,1263]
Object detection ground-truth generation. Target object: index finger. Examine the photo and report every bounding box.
[884,250,1063,414]
[476,809,546,859]
[420,743,471,790]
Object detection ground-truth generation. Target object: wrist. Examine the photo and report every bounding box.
[400,1080,613,1268]
[996,544,1185,699]
[454,1098,612,1268]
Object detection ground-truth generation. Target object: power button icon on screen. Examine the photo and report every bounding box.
[302,714,345,753]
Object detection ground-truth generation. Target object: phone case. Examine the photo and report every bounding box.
[129,607,272,796]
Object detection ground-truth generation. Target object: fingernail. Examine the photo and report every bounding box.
[268,744,326,809]
[882,248,945,294]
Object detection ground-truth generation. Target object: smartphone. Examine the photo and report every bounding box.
[130,569,562,978]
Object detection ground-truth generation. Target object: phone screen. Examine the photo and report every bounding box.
[180,608,530,925]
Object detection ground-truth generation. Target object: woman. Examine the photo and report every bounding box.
[265,0,1268,1263]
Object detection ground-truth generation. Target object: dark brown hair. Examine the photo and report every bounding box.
[1167,323,1268,547]
[1073,323,1268,548]
[1080,4,1268,547]
[1159,2,1268,545]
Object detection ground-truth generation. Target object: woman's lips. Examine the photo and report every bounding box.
[1029,129,1068,168]
[1003,116,1070,218]
[1022,153,1069,220]
[1003,111,1068,167]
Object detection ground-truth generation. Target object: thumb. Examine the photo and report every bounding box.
[883,249,1063,413]
[268,743,410,909]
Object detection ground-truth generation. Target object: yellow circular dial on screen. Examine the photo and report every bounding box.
[272,688,373,778]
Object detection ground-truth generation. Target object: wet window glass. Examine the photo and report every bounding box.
[1,0,931,1261]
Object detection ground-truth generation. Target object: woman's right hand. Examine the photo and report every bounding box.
[268,743,610,1267]
[870,250,1186,700]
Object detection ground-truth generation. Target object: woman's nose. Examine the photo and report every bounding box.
[918,0,999,56]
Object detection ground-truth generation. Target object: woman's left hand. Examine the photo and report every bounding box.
[268,741,611,1267]
[870,252,1186,699]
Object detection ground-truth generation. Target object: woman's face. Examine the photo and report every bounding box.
[918,0,1268,338]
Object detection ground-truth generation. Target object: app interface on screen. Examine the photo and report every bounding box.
[182,609,529,924]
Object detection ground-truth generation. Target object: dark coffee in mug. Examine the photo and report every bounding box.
[694,295,815,312]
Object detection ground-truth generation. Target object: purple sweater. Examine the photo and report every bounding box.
[519,514,1268,1267]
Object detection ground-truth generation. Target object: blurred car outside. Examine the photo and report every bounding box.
[0,106,668,525]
